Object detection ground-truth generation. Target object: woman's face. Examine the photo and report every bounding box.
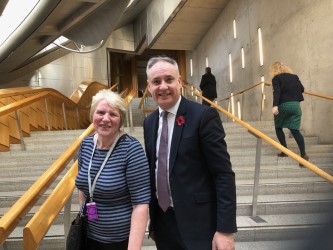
[93,99,121,140]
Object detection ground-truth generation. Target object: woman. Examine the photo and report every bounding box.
[270,62,309,166]
[75,89,151,249]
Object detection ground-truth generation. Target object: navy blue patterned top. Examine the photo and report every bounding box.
[75,133,151,243]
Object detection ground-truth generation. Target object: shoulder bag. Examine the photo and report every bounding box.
[66,195,89,250]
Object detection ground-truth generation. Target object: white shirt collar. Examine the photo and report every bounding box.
[159,96,181,117]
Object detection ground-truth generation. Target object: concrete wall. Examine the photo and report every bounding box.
[1,0,183,97]
[2,0,332,143]
[2,45,109,97]
[186,0,333,143]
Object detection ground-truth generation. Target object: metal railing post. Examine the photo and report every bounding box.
[62,102,68,130]
[44,99,51,131]
[129,103,133,128]
[14,110,26,151]
[1,242,8,250]
[76,107,80,129]
[250,132,262,217]
[227,99,231,122]
[63,194,73,238]
[126,106,130,128]
[260,82,266,121]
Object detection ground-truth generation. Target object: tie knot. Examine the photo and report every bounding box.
[162,111,168,120]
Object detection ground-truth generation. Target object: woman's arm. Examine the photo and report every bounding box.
[128,204,149,250]
[272,76,281,107]
[78,190,85,208]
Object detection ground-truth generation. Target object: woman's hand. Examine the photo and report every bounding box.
[272,106,279,115]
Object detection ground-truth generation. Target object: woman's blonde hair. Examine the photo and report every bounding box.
[269,62,293,77]
[89,89,127,127]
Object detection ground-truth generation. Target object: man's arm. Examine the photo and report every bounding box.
[199,108,237,233]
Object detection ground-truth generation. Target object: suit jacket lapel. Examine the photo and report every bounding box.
[151,110,159,166]
[169,97,187,174]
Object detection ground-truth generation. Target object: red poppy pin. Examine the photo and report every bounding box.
[176,115,186,126]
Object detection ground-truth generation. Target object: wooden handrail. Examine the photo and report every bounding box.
[183,84,333,184]
[22,89,136,249]
[0,82,117,114]
[124,88,136,104]
[0,82,114,152]
[304,91,333,100]
[23,161,78,249]
[216,82,270,103]
[120,88,129,97]
[0,89,86,152]
[0,91,78,117]
[0,126,93,246]
[0,87,56,98]
[69,82,118,103]
[216,81,333,102]
[138,87,149,109]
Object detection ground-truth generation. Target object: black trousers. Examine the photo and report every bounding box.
[154,206,187,250]
[275,127,306,156]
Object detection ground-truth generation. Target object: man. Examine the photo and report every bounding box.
[199,66,217,106]
[143,56,237,250]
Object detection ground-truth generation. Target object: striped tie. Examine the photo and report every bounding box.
[157,111,170,211]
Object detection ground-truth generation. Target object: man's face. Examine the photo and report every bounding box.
[147,61,182,110]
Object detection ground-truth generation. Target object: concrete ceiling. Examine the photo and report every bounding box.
[0,0,229,85]
[151,0,229,50]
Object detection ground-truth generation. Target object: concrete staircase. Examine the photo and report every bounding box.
[0,130,85,249]
[130,97,157,127]
[223,121,333,249]
[1,119,333,249]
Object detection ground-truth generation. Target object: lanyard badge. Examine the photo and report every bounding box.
[87,202,98,221]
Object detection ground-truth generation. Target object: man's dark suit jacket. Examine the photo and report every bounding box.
[199,72,217,99]
[143,97,237,250]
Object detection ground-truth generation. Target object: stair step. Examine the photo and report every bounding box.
[236,213,331,242]
[4,214,331,249]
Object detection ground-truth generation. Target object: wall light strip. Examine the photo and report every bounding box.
[241,47,245,69]
[229,53,233,83]
[233,19,237,39]
[231,93,235,121]
[258,28,264,66]
[237,100,241,119]
[190,59,193,77]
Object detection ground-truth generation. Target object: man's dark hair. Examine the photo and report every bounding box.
[205,67,211,74]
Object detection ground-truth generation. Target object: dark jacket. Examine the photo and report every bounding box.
[272,73,304,106]
[199,73,217,99]
[143,97,237,250]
